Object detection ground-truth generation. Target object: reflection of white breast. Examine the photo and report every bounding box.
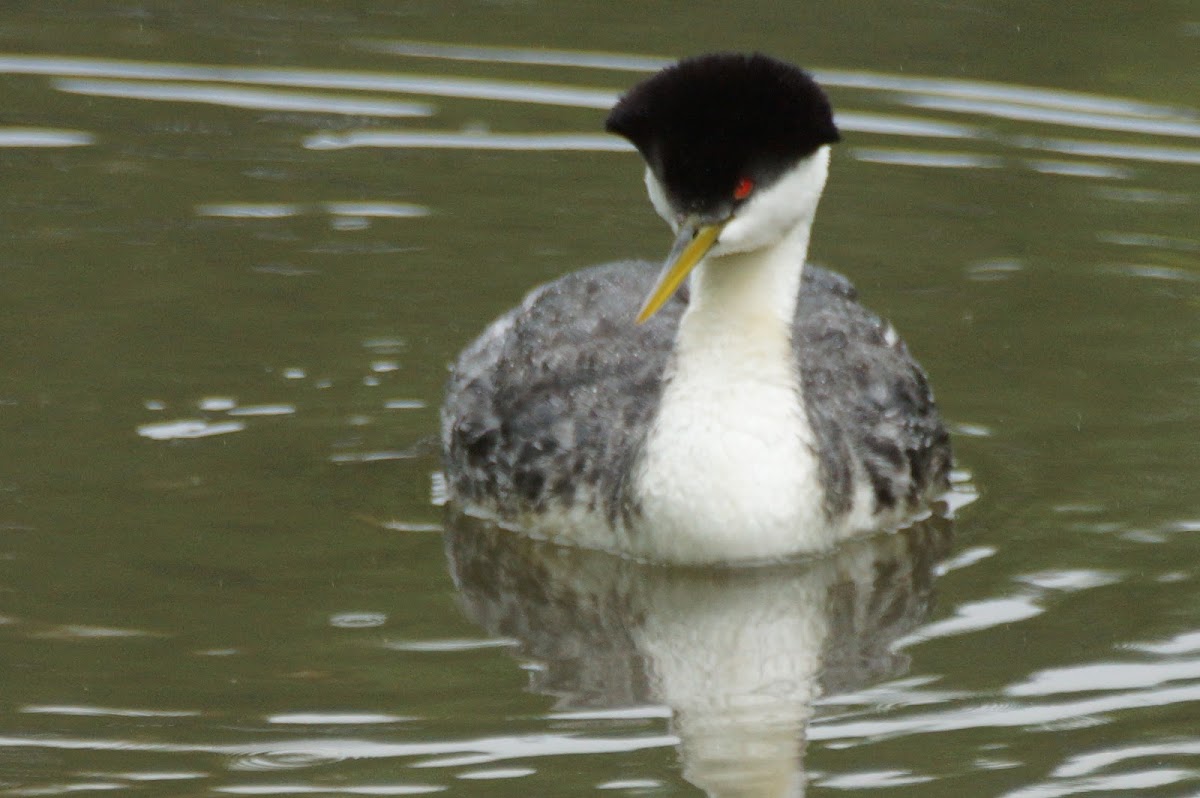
[444,511,952,798]
[635,571,830,798]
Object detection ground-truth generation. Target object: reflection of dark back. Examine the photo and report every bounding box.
[445,516,953,797]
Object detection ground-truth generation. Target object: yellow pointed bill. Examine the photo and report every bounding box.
[635,221,725,324]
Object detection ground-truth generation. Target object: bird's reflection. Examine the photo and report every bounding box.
[444,517,952,796]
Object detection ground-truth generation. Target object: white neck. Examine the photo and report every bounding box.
[682,219,811,344]
[630,151,838,563]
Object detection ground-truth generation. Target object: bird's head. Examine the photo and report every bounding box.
[606,53,840,322]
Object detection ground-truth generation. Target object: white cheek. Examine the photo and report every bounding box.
[716,203,776,254]
[713,146,832,258]
[644,168,677,231]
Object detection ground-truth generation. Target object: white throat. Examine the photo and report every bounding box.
[631,149,840,563]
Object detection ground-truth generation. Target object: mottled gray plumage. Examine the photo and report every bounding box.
[441,258,951,536]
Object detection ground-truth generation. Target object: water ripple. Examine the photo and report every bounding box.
[1027,159,1132,179]
[216,787,444,795]
[1023,136,1200,166]
[895,596,1044,647]
[197,202,429,219]
[360,40,667,73]
[817,69,1188,120]
[0,126,94,147]
[267,713,411,725]
[835,111,979,139]
[1129,630,1200,655]
[0,55,617,109]
[329,612,387,629]
[227,750,343,771]
[903,95,1200,138]
[817,769,934,789]
[0,731,678,764]
[196,203,303,218]
[1007,658,1200,697]
[324,202,428,218]
[105,771,207,781]
[812,683,1200,742]
[21,705,199,718]
[597,779,663,790]
[8,781,126,796]
[305,130,630,152]
[1000,768,1196,798]
[853,148,1003,169]
[1055,740,1200,778]
[329,450,418,464]
[53,78,433,117]
[227,404,297,417]
[383,638,516,652]
[1015,570,1121,591]
[137,419,246,440]
[456,767,536,780]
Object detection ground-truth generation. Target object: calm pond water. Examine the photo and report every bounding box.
[2,2,1199,796]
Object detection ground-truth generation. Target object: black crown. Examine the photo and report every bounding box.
[606,53,839,213]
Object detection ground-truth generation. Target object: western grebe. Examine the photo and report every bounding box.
[441,53,951,564]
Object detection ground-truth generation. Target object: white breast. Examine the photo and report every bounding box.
[632,327,830,563]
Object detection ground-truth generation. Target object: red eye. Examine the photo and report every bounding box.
[733,177,754,200]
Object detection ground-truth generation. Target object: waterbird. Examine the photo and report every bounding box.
[440,53,951,564]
